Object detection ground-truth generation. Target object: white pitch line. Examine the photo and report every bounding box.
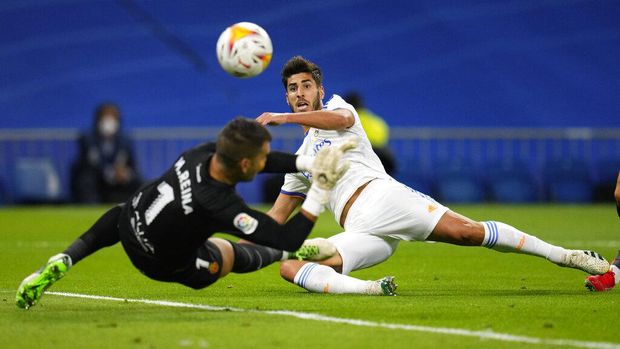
[47,291,620,349]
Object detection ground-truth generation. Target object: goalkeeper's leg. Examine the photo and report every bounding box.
[16,205,123,309]
[63,204,123,264]
[229,240,288,273]
[155,238,296,290]
[428,210,609,275]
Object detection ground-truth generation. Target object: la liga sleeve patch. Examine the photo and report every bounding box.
[233,213,259,235]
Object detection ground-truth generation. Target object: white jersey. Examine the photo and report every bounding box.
[281,94,392,223]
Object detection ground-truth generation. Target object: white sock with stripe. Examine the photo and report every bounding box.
[482,221,566,263]
[293,263,379,295]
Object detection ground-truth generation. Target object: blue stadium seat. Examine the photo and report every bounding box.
[593,157,620,201]
[0,179,6,205]
[544,159,593,203]
[486,160,538,203]
[393,157,432,195]
[13,158,63,203]
[236,176,264,204]
[433,158,484,203]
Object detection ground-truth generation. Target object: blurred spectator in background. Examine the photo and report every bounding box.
[343,91,396,174]
[71,102,142,203]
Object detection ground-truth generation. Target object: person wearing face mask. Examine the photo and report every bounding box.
[70,102,142,203]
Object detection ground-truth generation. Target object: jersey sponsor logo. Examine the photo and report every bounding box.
[195,163,203,183]
[130,210,155,254]
[131,192,142,208]
[300,138,334,180]
[312,138,332,154]
[174,157,194,215]
[233,213,258,235]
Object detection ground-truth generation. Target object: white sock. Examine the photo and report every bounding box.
[293,263,380,295]
[611,265,620,285]
[482,221,566,264]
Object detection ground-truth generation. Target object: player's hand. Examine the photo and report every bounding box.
[256,112,288,126]
[312,138,358,190]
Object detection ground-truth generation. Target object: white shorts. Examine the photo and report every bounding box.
[328,178,449,275]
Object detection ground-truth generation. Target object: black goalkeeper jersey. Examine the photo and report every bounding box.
[120,142,313,269]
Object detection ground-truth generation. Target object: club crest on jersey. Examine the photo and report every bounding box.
[233,213,258,235]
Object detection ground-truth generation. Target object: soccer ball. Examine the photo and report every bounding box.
[216,22,273,78]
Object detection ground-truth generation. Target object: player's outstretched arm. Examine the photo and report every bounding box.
[266,193,303,224]
[226,142,355,251]
[257,109,354,130]
[261,137,357,176]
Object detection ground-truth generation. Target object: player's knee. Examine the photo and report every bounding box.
[279,260,300,282]
[208,238,234,277]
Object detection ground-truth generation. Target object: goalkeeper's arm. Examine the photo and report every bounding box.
[239,140,357,250]
[261,151,314,173]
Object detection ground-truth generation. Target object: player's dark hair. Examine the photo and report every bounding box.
[281,56,322,89]
[216,117,272,169]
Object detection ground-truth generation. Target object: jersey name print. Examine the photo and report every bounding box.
[174,157,194,215]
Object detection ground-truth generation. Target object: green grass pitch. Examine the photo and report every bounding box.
[1,204,618,349]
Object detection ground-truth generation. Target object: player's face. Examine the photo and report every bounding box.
[285,72,324,113]
[239,141,270,181]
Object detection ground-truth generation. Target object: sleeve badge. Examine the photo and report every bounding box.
[233,213,259,235]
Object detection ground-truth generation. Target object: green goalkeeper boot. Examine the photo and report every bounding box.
[16,253,72,309]
[291,238,337,261]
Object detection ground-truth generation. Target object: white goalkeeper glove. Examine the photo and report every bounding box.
[295,138,359,174]
[312,137,358,190]
[301,138,358,216]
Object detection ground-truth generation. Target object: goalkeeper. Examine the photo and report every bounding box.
[16,117,356,309]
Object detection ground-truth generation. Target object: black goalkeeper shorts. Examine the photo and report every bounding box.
[118,209,223,290]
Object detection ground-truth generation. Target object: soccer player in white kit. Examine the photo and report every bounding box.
[256,56,610,296]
